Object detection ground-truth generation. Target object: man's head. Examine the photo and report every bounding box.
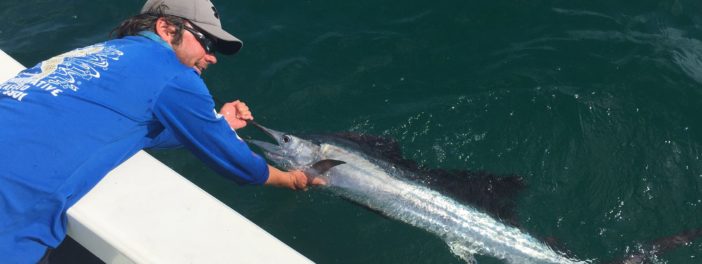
[140,0,242,55]
[111,0,242,74]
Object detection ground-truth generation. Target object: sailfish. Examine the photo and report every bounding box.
[246,121,701,263]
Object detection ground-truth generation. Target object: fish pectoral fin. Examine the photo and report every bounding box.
[307,159,346,176]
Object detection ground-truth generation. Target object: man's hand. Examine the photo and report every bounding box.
[265,165,327,190]
[289,170,327,190]
[220,100,253,130]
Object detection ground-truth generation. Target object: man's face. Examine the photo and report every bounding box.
[171,23,218,75]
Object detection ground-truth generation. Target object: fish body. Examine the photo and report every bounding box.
[248,123,583,263]
[316,142,582,264]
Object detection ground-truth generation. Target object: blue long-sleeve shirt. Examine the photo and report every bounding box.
[0,34,268,262]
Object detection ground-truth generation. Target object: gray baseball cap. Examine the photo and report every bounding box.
[141,0,243,55]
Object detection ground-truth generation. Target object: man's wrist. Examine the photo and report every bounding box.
[287,172,296,189]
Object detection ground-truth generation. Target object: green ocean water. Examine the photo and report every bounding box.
[2,0,702,263]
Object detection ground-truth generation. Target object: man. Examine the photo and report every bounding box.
[0,0,322,262]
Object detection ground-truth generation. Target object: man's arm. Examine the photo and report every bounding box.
[151,72,324,190]
[152,74,269,185]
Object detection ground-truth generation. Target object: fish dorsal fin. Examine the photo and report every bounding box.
[309,159,346,175]
[325,132,420,170]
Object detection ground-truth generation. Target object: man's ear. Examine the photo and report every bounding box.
[154,18,174,44]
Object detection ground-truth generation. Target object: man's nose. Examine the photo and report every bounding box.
[205,53,217,64]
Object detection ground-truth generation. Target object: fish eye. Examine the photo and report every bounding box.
[282,135,291,143]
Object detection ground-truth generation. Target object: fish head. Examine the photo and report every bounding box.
[247,121,321,171]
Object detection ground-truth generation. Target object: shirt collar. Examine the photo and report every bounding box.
[138,31,173,51]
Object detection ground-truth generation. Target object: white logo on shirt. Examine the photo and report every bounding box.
[0,43,123,101]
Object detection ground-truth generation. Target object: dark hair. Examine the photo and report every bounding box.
[110,4,187,46]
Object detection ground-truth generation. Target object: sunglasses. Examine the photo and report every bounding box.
[183,26,216,54]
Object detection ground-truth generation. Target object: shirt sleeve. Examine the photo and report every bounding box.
[151,72,269,185]
[145,127,183,150]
